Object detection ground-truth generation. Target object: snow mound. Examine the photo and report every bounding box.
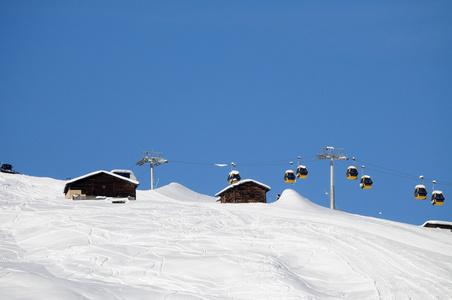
[142,182,217,203]
[272,188,322,211]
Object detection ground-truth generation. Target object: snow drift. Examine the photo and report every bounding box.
[1,173,451,299]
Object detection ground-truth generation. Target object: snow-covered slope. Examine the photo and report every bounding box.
[1,173,451,299]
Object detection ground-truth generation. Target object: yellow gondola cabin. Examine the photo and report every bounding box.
[346,166,359,180]
[284,170,296,184]
[296,165,308,179]
[431,191,445,206]
[360,175,373,189]
[227,170,241,185]
[414,185,428,200]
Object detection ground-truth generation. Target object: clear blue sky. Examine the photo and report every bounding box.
[1,1,451,225]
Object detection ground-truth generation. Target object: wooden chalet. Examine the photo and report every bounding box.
[64,170,139,200]
[422,221,452,232]
[215,179,271,204]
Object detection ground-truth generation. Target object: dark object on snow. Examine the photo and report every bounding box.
[0,163,19,174]
[422,221,452,232]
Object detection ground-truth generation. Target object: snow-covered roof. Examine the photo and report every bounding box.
[415,184,426,189]
[65,170,140,186]
[110,169,138,182]
[422,220,452,227]
[215,179,271,197]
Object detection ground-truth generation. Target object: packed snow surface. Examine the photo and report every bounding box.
[1,173,452,299]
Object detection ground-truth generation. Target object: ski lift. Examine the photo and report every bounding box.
[431,180,445,206]
[359,166,373,189]
[284,170,296,183]
[296,156,308,179]
[346,157,358,180]
[227,162,241,184]
[414,175,428,200]
[284,162,296,184]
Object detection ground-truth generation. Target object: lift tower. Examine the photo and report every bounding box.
[136,151,168,190]
[316,147,349,210]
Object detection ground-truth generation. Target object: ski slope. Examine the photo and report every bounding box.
[1,173,451,299]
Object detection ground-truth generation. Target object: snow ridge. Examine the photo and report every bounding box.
[1,173,452,299]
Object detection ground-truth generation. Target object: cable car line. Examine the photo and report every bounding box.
[354,159,418,179]
[169,156,318,168]
[358,167,418,181]
[143,155,448,206]
[154,156,451,186]
[170,160,225,166]
[339,159,452,186]
[240,156,317,167]
[169,157,450,187]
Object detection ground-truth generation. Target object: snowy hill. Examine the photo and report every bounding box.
[1,173,451,299]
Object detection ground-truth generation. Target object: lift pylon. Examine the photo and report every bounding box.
[316,147,349,209]
[136,151,168,190]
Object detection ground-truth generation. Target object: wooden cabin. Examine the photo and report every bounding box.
[422,221,452,232]
[215,179,271,204]
[64,170,139,200]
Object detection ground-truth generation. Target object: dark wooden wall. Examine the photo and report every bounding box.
[221,182,267,203]
[66,173,137,198]
[423,223,452,232]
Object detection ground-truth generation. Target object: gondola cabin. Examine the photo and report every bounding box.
[284,170,296,183]
[360,175,373,189]
[431,191,445,206]
[414,185,428,200]
[227,170,241,185]
[346,166,358,180]
[296,165,308,179]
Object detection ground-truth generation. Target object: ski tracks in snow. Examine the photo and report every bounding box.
[1,174,452,299]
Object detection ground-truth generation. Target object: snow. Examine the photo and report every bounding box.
[110,169,138,182]
[65,170,140,186]
[1,172,452,299]
[422,220,452,226]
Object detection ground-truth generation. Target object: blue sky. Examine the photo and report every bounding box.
[1,1,451,225]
